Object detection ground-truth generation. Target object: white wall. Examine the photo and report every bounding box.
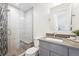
[21,8,33,43]
[8,5,24,54]
[72,3,79,31]
[33,4,51,38]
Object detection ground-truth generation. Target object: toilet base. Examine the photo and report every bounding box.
[25,47,39,56]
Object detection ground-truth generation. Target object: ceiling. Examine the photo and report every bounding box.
[9,3,62,12]
[9,3,36,12]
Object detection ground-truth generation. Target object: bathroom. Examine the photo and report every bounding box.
[1,3,79,56]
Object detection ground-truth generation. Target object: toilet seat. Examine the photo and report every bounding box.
[26,47,39,55]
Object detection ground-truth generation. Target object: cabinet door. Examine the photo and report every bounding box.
[39,47,49,56]
[69,48,79,56]
[39,40,68,56]
[50,51,61,56]
[50,43,68,56]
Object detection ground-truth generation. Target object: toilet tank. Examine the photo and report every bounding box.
[34,38,40,48]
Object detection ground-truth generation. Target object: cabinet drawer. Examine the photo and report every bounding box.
[39,47,49,56]
[69,48,79,56]
[50,43,68,56]
[39,41,50,49]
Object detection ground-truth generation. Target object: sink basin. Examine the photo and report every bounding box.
[45,38,63,43]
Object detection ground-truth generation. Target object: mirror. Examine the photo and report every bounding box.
[50,3,72,32]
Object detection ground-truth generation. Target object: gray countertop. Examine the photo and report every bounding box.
[39,37,79,49]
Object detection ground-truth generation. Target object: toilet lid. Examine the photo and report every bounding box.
[26,47,39,54]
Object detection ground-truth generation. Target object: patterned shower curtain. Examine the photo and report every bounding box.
[0,3,8,56]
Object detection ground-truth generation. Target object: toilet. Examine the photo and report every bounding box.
[25,38,39,56]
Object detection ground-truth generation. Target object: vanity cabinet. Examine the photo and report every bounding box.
[39,40,79,56]
[50,51,61,56]
[49,43,68,56]
[69,48,79,56]
[39,47,49,56]
[39,40,68,56]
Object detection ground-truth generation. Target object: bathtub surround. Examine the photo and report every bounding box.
[0,3,8,56]
[8,5,24,55]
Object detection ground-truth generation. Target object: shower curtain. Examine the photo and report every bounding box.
[0,3,8,56]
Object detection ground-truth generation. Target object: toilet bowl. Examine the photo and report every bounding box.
[25,38,39,56]
[25,47,39,56]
